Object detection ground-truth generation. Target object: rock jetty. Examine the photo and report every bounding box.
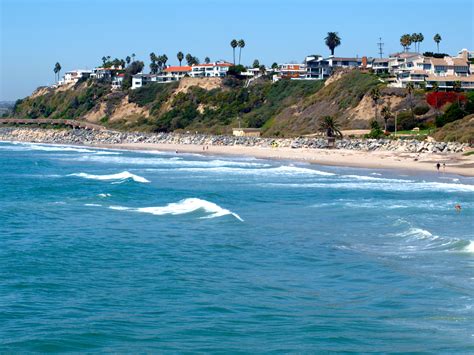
[0,127,468,153]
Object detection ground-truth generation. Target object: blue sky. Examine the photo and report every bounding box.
[1,0,473,101]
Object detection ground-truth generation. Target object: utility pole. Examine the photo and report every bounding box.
[377,37,384,59]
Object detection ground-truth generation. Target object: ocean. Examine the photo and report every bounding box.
[1,141,473,352]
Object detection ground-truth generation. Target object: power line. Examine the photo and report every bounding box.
[377,37,384,58]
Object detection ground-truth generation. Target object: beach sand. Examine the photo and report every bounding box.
[97,142,474,177]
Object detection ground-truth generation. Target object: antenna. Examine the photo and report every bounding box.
[377,37,384,58]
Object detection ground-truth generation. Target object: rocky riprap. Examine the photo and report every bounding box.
[0,127,468,153]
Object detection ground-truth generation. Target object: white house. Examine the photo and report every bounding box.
[160,66,192,81]
[58,69,92,85]
[189,61,232,78]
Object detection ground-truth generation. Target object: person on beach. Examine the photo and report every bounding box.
[436,162,441,171]
[443,163,446,171]
[455,204,462,212]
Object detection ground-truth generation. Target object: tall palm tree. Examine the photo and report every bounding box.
[370,87,381,121]
[433,33,442,53]
[230,39,238,65]
[54,62,61,82]
[406,82,415,118]
[161,54,168,68]
[238,39,245,65]
[411,33,419,52]
[204,57,211,64]
[177,51,184,66]
[325,32,341,56]
[125,56,131,66]
[131,53,136,62]
[381,104,392,132]
[185,53,193,66]
[400,34,412,52]
[319,116,343,138]
[417,33,424,52]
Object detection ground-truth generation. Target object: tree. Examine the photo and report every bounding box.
[131,53,136,61]
[453,80,462,92]
[252,59,260,68]
[204,56,211,64]
[319,115,343,138]
[53,62,62,82]
[433,33,442,53]
[186,53,193,66]
[367,120,384,138]
[230,39,238,64]
[122,60,144,90]
[177,51,184,66]
[271,62,278,69]
[101,56,107,65]
[411,33,419,52]
[238,39,245,65]
[370,86,381,121]
[406,82,415,118]
[325,32,341,56]
[381,104,392,132]
[126,56,131,66]
[417,33,424,52]
[150,52,158,74]
[400,34,412,52]
[161,54,168,68]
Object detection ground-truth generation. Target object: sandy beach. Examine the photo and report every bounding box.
[98,142,474,177]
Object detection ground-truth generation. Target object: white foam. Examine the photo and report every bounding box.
[98,193,111,198]
[69,171,150,183]
[84,203,102,207]
[109,198,243,221]
[342,174,412,183]
[461,241,474,253]
[176,165,335,177]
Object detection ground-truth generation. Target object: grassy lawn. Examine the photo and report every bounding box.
[393,129,433,135]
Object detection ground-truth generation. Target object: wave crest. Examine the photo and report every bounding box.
[109,198,243,221]
[69,171,149,183]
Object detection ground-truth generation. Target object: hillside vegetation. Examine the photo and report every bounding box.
[10,71,473,141]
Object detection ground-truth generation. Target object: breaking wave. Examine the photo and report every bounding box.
[109,198,243,221]
[69,171,150,183]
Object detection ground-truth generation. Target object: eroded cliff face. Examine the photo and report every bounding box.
[12,71,428,137]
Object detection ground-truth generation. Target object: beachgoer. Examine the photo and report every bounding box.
[436,162,441,171]
[455,204,462,212]
[442,163,446,171]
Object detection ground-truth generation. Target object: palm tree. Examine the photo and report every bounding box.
[370,86,381,121]
[325,32,341,56]
[230,39,238,65]
[406,82,415,118]
[417,33,424,52]
[238,39,245,65]
[319,115,343,138]
[453,80,462,94]
[53,62,61,82]
[131,53,136,62]
[433,33,442,53]
[381,104,392,132]
[185,53,193,66]
[204,56,211,64]
[161,54,168,68]
[125,56,131,66]
[411,33,419,52]
[400,34,412,52]
[101,56,107,65]
[177,51,184,66]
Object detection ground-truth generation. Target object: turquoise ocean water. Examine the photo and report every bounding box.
[1,141,473,352]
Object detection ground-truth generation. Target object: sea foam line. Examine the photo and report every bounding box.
[69,171,150,183]
[109,198,243,221]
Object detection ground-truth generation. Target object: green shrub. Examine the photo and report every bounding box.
[413,104,430,116]
[366,120,384,138]
[436,102,466,127]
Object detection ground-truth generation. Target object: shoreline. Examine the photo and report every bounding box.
[93,142,472,177]
[0,127,472,176]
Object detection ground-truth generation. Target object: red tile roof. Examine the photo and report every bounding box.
[164,66,192,72]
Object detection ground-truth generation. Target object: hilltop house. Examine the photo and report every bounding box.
[57,69,92,85]
[188,61,232,78]
[304,55,365,80]
[388,49,474,90]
